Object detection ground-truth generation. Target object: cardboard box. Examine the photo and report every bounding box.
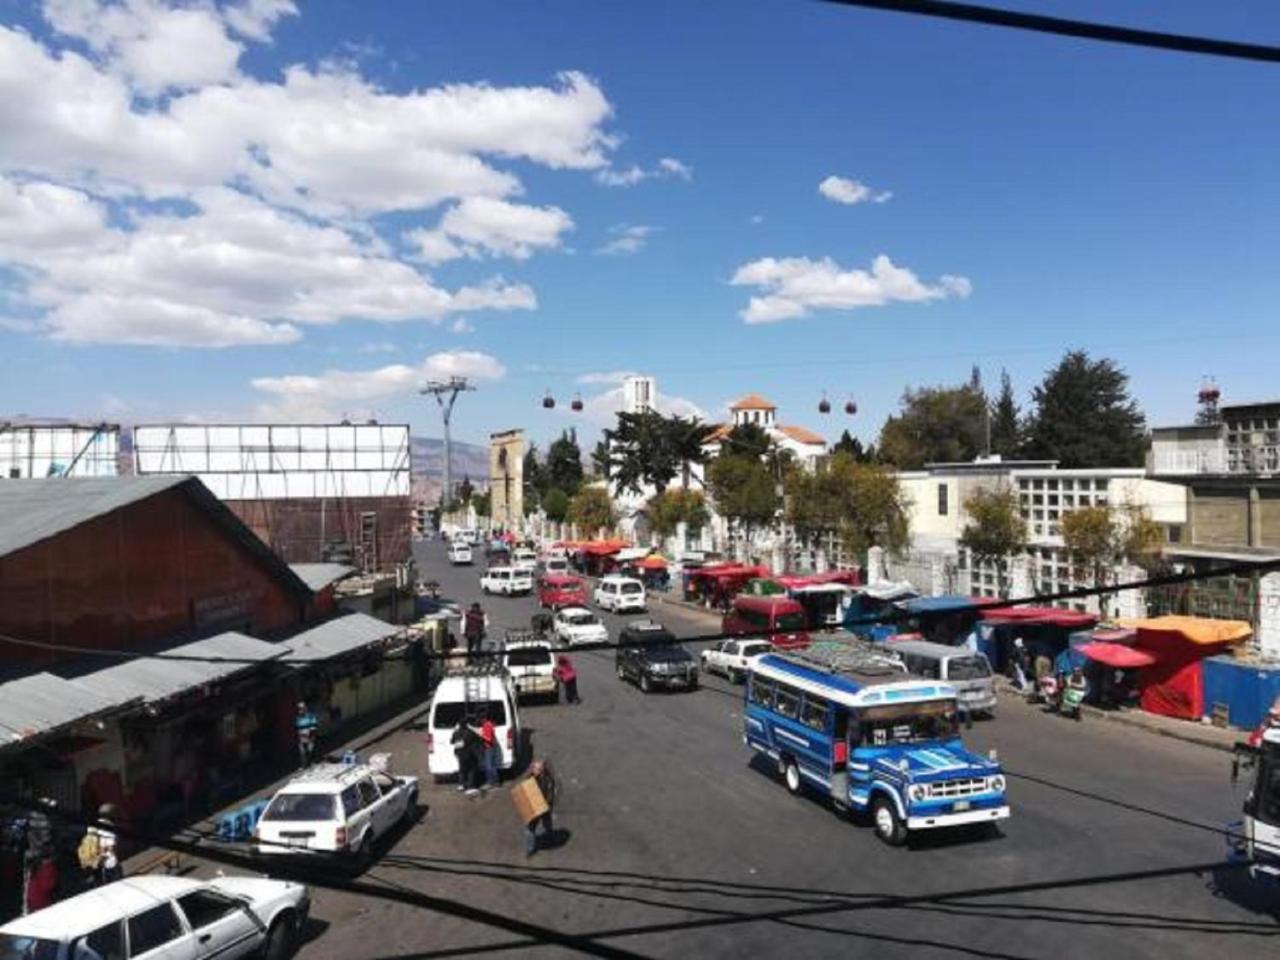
[510,777,549,823]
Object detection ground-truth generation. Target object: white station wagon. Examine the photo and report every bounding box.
[480,565,533,596]
[0,874,309,960]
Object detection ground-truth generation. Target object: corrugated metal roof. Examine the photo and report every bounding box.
[290,563,356,591]
[0,672,125,745]
[89,633,290,705]
[286,613,400,662]
[0,476,188,558]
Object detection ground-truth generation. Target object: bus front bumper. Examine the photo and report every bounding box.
[907,805,1010,831]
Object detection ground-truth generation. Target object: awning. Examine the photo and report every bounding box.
[290,562,356,591]
[578,539,630,556]
[982,606,1099,629]
[0,673,128,747]
[285,613,402,662]
[90,632,290,705]
[637,555,669,570]
[615,547,651,563]
[1117,615,1253,647]
[1078,642,1157,669]
[856,581,917,602]
[900,596,1002,615]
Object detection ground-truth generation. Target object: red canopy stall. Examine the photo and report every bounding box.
[1118,616,1252,720]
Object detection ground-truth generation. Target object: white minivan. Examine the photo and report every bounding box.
[889,638,999,715]
[594,575,646,613]
[448,541,473,565]
[426,669,521,779]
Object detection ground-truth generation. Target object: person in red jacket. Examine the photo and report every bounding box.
[554,654,580,704]
[479,717,499,790]
[1247,698,1280,749]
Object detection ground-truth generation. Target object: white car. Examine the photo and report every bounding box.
[254,761,419,864]
[503,638,557,700]
[448,542,473,565]
[511,548,538,574]
[553,606,609,647]
[480,565,533,596]
[537,556,571,580]
[701,638,774,683]
[426,668,521,778]
[594,575,646,613]
[0,874,309,960]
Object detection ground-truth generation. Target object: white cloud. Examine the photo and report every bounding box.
[596,224,656,256]
[576,370,640,385]
[749,214,765,225]
[406,196,573,264]
[251,349,506,420]
[0,177,110,255]
[730,254,971,324]
[222,0,298,41]
[818,174,891,206]
[575,384,705,428]
[595,155,693,188]
[449,317,475,334]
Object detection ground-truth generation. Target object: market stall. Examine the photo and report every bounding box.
[1118,615,1253,721]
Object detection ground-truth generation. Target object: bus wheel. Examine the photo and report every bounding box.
[782,758,801,795]
[871,796,906,846]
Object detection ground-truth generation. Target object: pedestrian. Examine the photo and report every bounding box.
[451,722,477,793]
[85,805,120,887]
[521,759,558,857]
[22,801,57,914]
[464,602,487,656]
[479,716,500,790]
[554,654,580,704]
[294,701,318,769]
[1010,637,1030,693]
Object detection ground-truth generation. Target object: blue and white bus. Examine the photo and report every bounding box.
[744,642,1010,845]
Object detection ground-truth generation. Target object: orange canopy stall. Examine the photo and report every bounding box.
[1116,616,1252,720]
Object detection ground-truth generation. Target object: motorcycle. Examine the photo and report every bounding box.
[1036,673,1062,711]
[1061,682,1087,720]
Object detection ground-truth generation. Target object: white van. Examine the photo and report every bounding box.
[511,548,538,574]
[889,639,999,715]
[594,575,646,613]
[426,668,521,779]
[448,541,473,565]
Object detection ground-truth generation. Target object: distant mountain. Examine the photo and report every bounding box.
[411,436,488,484]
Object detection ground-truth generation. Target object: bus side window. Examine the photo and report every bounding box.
[774,684,800,720]
[800,696,828,732]
[749,675,774,708]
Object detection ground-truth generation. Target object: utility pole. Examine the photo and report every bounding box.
[420,377,475,516]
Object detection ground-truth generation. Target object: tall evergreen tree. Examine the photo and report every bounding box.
[546,429,584,496]
[877,384,986,469]
[989,369,1022,458]
[1024,351,1146,467]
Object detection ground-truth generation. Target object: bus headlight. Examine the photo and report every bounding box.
[907,784,927,803]
[987,775,1006,793]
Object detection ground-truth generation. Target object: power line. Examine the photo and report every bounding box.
[822,0,1280,64]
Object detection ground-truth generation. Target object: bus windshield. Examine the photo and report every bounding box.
[861,701,959,746]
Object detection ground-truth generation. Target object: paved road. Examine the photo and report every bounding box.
[203,542,1280,959]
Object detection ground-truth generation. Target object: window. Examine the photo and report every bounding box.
[0,938,59,960]
[507,648,551,666]
[357,778,381,809]
[127,904,185,957]
[1168,525,1183,544]
[262,793,336,822]
[749,675,773,707]
[70,921,125,960]
[937,483,948,516]
[911,655,940,679]
[176,890,241,931]
[340,786,360,818]
[774,684,800,719]
[432,700,508,727]
[800,696,828,732]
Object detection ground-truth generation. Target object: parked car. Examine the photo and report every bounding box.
[425,667,521,779]
[448,541,473,565]
[594,575,647,613]
[888,638,999,715]
[0,873,311,960]
[616,620,698,693]
[722,595,810,650]
[700,638,774,683]
[538,573,587,609]
[553,606,609,647]
[503,637,557,700]
[480,565,533,596]
[536,556,571,580]
[254,761,418,865]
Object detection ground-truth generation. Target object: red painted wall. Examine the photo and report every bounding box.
[0,488,304,667]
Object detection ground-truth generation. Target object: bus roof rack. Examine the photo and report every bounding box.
[777,637,906,679]
[441,656,506,677]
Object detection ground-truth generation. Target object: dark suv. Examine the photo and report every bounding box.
[616,620,699,693]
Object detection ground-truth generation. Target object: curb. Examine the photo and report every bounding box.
[996,684,1237,754]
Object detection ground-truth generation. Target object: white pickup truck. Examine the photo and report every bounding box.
[700,638,774,683]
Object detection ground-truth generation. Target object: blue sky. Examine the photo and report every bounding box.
[1,0,1279,451]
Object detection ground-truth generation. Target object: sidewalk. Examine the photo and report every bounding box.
[995,679,1241,754]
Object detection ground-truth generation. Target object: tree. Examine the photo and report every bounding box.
[720,421,772,459]
[546,429,584,496]
[786,453,910,566]
[877,384,986,469]
[647,489,710,539]
[523,444,545,513]
[567,486,616,536]
[667,416,714,490]
[472,490,491,518]
[590,436,611,479]
[1023,351,1146,467]
[989,369,1022,459]
[707,453,778,556]
[542,487,569,523]
[1059,502,1164,616]
[456,475,474,506]
[607,411,713,495]
[958,487,1027,597]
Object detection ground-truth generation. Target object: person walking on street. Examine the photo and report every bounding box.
[87,805,120,887]
[451,722,481,794]
[554,654,580,704]
[295,701,319,769]
[480,717,500,790]
[464,602,487,656]
[522,759,558,857]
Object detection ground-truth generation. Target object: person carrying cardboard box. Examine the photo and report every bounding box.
[512,759,558,857]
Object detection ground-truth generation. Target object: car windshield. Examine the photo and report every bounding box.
[647,645,690,662]
[741,643,772,657]
[433,700,508,728]
[567,613,596,626]
[632,629,675,645]
[861,702,960,746]
[262,793,337,822]
[948,656,991,680]
[507,648,552,666]
[776,612,807,631]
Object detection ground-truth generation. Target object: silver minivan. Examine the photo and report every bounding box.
[889,639,998,715]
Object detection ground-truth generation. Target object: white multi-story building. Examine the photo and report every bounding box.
[888,456,1187,614]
